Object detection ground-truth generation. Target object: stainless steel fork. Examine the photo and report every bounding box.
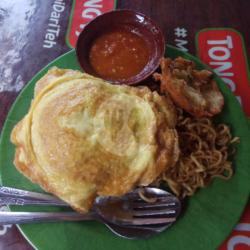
[0,186,181,238]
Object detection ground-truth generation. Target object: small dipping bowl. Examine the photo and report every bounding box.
[76,10,165,85]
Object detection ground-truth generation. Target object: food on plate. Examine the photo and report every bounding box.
[154,57,224,117]
[11,67,179,213]
[152,57,238,198]
[11,51,238,213]
[155,108,239,198]
[89,28,149,80]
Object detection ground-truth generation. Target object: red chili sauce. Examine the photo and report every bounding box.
[89,29,149,80]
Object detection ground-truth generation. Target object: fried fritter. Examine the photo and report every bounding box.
[154,57,224,117]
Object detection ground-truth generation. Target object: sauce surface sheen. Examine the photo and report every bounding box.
[89,29,149,80]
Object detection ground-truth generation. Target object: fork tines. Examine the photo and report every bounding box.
[120,216,176,226]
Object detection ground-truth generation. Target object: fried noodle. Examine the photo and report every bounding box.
[157,109,239,198]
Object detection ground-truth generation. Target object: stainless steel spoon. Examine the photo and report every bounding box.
[0,186,181,239]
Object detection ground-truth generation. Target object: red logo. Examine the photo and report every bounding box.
[219,204,250,250]
[66,0,115,48]
[196,29,250,116]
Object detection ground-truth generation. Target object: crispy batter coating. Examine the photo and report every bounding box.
[154,57,224,117]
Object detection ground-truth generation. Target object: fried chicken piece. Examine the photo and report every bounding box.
[154,57,224,117]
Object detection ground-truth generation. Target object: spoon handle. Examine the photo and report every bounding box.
[0,186,67,206]
[0,196,68,206]
[0,211,95,225]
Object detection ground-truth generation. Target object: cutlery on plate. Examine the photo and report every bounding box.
[0,186,181,239]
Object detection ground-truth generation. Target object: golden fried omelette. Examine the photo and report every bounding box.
[11,67,179,213]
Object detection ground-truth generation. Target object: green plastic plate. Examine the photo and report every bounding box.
[0,45,249,250]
